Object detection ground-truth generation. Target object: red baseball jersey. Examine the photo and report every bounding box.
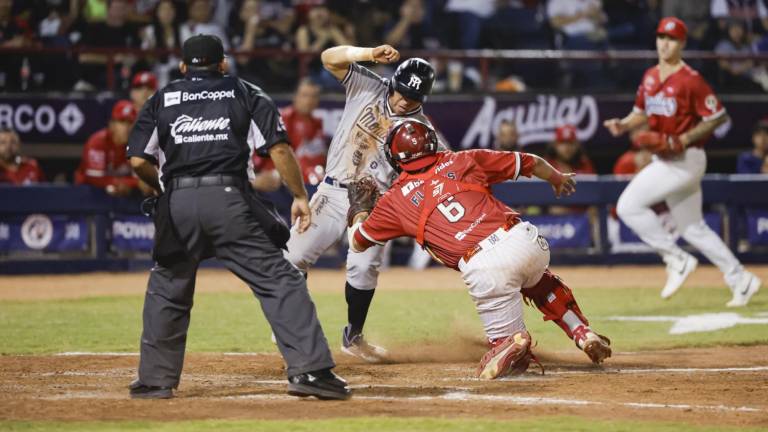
[75,128,138,188]
[356,150,536,269]
[633,64,725,148]
[0,157,45,185]
[252,106,327,182]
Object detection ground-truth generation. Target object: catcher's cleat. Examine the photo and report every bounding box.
[129,379,173,399]
[573,326,612,364]
[661,252,698,299]
[340,325,389,363]
[476,330,533,380]
[726,271,761,307]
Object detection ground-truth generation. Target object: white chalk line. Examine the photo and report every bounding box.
[221,391,762,413]
[447,365,768,381]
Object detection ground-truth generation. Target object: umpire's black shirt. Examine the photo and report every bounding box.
[127,70,288,183]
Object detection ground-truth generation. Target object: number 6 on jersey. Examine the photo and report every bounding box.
[437,196,465,222]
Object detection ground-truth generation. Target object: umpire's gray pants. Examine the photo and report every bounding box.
[138,184,335,387]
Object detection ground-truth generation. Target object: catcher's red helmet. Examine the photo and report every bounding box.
[384,119,439,173]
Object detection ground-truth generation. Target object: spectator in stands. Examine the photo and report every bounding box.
[715,19,766,92]
[0,128,45,184]
[140,0,182,87]
[548,0,608,47]
[230,0,295,88]
[737,119,768,173]
[545,124,594,215]
[711,0,768,38]
[1,0,36,91]
[180,0,229,48]
[662,0,711,49]
[327,0,393,48]
[547,0,608,88]
[77,0,141,90]
[444,0,494,49]
[384,0,427,49]
[494,119,519,152]
[29,0,80,90]
[295,5,350,88]
[252,78,327,191]
[546,124,596,174]
[130,71,157,111]
[75,100,138,196]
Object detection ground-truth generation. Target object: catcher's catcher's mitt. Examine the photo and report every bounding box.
[346,176,380,227]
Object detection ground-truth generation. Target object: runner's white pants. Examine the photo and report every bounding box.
[616,147,744,286]
[458,222,550,340]
[284,182,385,290]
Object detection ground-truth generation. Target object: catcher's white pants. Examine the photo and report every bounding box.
[458,221,550,340]
[284,182,385,290]
[616,147,744,286]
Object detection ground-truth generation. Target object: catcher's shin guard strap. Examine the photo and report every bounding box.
[521,270,589,339]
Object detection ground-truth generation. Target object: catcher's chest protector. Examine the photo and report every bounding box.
[406,169,491,247]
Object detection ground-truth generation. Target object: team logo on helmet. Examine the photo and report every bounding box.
[407,74,422,90]
[665,21,675,31]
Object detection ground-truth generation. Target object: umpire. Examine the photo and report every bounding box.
[126,34,350,400]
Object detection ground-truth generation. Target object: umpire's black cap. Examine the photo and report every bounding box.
[182,34,225,66]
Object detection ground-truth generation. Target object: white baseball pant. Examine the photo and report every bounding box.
[616,147,745,287]
[284,182,385,290]
[458,222,550,340]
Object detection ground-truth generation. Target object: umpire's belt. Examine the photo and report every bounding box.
[170,175,246,190]
[323,176,348,189]
[461,216,520,264]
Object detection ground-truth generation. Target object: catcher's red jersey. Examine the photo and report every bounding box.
[357,150,536,269]
[633,64,725,148]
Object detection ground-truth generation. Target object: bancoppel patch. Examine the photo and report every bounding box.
[164,91,181,107]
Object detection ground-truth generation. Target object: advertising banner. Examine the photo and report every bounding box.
[745,209,768,246]
[526,214,593,249]
[3,95,761,151]
[0,214,88,253]
[111,214,154,252]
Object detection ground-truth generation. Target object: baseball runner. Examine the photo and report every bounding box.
[604,17,761,306]
[284,44,440,362]
[347,119,612,379]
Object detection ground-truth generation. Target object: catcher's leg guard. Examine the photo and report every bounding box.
[520,269,589,339]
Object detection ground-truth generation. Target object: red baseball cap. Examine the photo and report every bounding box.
[555,124,577,143]
[112,100,137,122]
[657,17,687,40]
[131,71,157,90]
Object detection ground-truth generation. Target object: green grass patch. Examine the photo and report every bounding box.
[0,286,766,355]
[1,417,765,432]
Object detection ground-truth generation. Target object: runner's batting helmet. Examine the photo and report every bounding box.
[385,119,439,173]
[389,58,435,103]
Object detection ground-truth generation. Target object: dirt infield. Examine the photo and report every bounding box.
[1,346,767,427]
[2,265,767,300]
[2,266,767,428]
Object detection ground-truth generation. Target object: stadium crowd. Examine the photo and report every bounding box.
[1,0,768,92]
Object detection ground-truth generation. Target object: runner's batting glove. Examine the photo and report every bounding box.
[346,176,381,227]
[632,131,685,156]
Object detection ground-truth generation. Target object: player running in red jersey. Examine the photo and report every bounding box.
[347,119,611,379]
[604,17,761,306]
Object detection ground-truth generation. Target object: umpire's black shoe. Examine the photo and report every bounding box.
[129,379,174,399]
[287,369,352,400]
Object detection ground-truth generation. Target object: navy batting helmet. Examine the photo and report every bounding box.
[389,58,435,103]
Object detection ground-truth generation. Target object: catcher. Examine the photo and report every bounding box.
[346,119,612,379]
